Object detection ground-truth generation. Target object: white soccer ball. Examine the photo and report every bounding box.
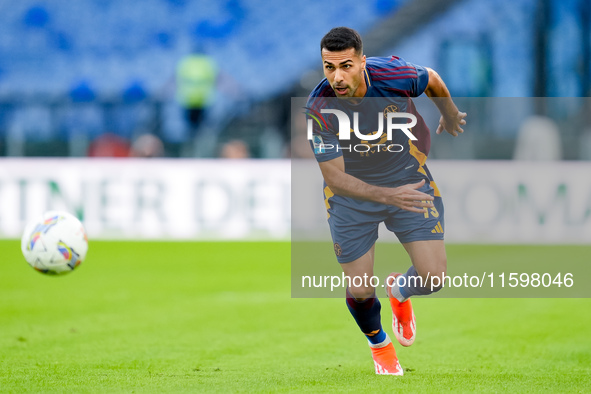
[21,211,88,275]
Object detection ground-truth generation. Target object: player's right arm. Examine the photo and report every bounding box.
[318,156,434,213]
[424,67,467,137]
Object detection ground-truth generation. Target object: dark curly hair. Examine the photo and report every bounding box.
[320,27,363,56]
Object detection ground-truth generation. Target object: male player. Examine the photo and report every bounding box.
[306,27,466,375]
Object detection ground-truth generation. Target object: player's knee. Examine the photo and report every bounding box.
[347,286,375,301]
[428,265,447,293]
[430,278,444,293]
[417,261,446,292]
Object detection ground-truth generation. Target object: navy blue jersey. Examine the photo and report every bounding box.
[306,56,435,212]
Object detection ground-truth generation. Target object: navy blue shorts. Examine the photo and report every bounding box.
[326,181,444,263]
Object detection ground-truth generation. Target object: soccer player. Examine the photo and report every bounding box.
[306,27,466,375]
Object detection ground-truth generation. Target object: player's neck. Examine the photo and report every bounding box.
[353,72,368,98]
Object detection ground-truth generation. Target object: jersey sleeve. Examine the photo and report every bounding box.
[306,110,342,163]
[304,93,343,162]
[374,56,429,97]
[409,63,429,97]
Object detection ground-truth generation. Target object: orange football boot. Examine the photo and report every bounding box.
[385,272,416,347]
[369,336,403,376]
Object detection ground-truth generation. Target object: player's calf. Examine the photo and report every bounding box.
[385,265,446,347]
[345,289,387,344]
[422,270,446,293]
[345,288,403,375]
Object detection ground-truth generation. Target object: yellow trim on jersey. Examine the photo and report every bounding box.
[324,186,334,218]
[364,68,371,87]
[409,138,428,178]
[408,139,442,197]
[431,181,441,198]
[408,139,427,167]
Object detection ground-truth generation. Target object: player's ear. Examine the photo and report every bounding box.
[361,54,366,69]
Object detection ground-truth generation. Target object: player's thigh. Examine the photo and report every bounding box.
[401,239,447,279]
[340,244,376,278]
[340,244,376,300]
[327,203,382,264]
[384,180,446,279]
[327,202,384,298]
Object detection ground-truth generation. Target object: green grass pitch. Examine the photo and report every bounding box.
[1,240,590,392]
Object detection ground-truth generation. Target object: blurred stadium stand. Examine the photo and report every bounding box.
[0,0,406,157]
[0,0,590,158]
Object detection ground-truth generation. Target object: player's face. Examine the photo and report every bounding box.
[322,47,367,98]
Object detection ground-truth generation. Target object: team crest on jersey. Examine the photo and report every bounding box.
[313,135,325,154]
[359,128,388,148]
[383,104,398,118]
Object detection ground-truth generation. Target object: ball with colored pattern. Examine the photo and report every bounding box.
[21,211,88,275]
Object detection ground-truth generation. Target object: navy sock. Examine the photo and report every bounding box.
[346,289,387,345]
[399,265,440,299]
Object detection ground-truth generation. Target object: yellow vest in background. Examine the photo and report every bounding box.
[176,54,217,108]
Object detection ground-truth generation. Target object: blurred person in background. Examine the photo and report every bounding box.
[219,139,250,159]
[130,134,165,158]
[513,116,562,160]
[87,132,131,157]
[176,44,218,155]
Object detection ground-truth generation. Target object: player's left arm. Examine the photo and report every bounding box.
[424,67,467,137]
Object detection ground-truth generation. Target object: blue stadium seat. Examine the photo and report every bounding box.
[22,5,50,28]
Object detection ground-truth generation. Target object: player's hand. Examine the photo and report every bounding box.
[436,111,467,137]
[383,179,434,213]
